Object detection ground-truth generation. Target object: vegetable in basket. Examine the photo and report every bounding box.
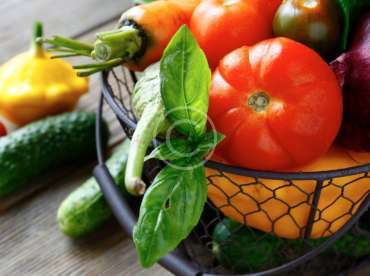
[331,12,370,151]
[273,0,342,57]
[0,112,109,197]
[212,218,283,273]
[273,0,370,56]
[335,0,370,51]
[58,140,132,238]
[131,26,224,268]
[208,37,342,171]
[0,22,88,125]
[207,146,370,239]
[212,218,370,273]
[190,0,282,69]
[124,62,170,195]
[42,0,200,75]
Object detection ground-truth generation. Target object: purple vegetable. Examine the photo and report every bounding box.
[330,12,370,151]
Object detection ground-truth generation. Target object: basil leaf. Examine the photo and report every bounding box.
[196,131,224,159]
[133,161,207,268]
[160,25,211,141]
[145,139,193,161]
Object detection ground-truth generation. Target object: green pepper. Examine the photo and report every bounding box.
[273,0,342,57]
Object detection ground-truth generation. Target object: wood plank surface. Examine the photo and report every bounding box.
[0,0,131,63]
[0,1,171,275]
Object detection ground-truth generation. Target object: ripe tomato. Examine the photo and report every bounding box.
[190,0,282,69]
[0,121,6,137]
[208,37,342,171]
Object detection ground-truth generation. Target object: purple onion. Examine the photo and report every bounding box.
[330,12,370,151]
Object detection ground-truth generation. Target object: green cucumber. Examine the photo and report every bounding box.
[0,112,108,197]
[57,140,132,238]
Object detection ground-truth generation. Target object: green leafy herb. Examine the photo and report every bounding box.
[133,161,207,267]
[145,131,224,162]
[133,26,222,268]
[160,25,211,141]
[144,139,194,162]
[196,131,224,158]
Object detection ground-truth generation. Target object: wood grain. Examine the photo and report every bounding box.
[0,0,131,63]
[0,163,171,276]
[0,2,171,275]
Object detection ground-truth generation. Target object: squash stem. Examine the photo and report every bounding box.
[125,102,166,196]
[32,21,45,57]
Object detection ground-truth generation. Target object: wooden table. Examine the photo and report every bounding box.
[0,1,171,275]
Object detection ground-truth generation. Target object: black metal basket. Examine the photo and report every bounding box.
[94,67,370,276]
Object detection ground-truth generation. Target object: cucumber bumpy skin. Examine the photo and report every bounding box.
[0,112,109,197]
[57,140,132,238]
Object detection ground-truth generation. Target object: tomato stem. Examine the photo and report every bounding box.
[248,92,270,112]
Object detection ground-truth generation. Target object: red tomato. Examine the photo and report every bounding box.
[208,38,343,171]
[190,0,282,69]
[0,121,6,137]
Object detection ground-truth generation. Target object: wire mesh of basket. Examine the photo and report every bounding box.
[94,66,370,276]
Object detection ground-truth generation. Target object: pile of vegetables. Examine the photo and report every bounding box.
[40,0,370,270]
[1,0,369,273]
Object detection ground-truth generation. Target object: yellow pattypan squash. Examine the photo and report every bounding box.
[0,22,88,125]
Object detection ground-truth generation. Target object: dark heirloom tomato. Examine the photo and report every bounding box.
[190,0,282,69]
[273,0,342,57]
[208,38,342,171]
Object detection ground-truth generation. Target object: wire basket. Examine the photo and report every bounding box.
[94,67,370,276]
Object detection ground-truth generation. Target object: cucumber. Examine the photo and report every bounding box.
[0,112,109,197]
[57,140,132,238]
